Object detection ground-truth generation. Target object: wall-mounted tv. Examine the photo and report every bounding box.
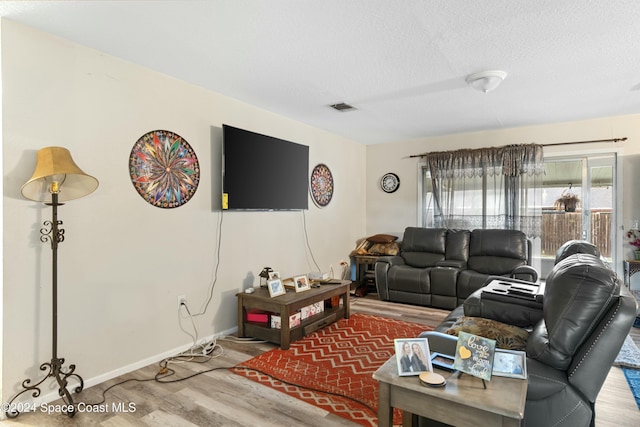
[222,124,309,210]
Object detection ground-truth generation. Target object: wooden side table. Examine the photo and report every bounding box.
[373,356,526,427]
[354,254,381,287]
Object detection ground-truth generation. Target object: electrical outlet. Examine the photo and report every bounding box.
[177,295,187,308]
[203,342,216,355]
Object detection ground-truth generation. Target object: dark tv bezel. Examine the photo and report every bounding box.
[222,124,309,211]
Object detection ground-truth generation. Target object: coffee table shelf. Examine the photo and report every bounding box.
[236,281,350,349]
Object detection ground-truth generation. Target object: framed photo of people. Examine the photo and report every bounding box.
[294,275,311,292]
[394,338,433,376]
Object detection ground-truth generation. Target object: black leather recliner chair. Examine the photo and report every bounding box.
[420,240,637,427]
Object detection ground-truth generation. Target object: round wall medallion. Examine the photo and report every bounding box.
[310,163,334,207]
[380,173,400,193]
[129,130,200,208]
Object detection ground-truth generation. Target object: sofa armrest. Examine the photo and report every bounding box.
[374,256,405,301]
[375,255,405,268]
[511,265,539,282]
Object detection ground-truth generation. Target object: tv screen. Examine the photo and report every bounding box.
[222,124,309,210]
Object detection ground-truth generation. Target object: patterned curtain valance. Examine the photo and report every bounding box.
[427,144,544,179]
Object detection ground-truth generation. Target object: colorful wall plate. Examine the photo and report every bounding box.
[129,130,200,208]
[310,163,334,207]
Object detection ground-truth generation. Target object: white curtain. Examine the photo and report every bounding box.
[427,144,544,238]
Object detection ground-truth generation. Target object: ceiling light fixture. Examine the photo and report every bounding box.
[465,70,507,93]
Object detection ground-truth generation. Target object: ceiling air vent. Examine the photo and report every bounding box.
[329,102,356,112]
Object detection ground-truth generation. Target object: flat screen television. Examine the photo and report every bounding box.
[222,124,309,210]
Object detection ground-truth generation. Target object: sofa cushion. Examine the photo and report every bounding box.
[469,229,528,259]
[445,316,529,351]
[401,227,447,268]
[444,229,470,262]
[467,229,528,274]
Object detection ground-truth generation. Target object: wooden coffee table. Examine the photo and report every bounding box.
[237,281,350,349]
[373,356,527,427]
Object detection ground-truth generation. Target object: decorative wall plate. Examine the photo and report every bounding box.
[310,163,334,207]
[381,172,400,193]
[129,130,200,208]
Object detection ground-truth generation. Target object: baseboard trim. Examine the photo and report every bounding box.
[1,326,238,419]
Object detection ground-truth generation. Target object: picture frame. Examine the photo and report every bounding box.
[267,278,286,297]
[281,277,296,289]
[294,275,311,292]
[492,349,527,379]
[268,271,281,280]
[430,352,456,372]
[394,338,433,376]
[453,331,496,381]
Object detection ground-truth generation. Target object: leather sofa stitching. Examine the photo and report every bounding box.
[568,300,620,378]
[550,400,586,427]
[528,372,566,386]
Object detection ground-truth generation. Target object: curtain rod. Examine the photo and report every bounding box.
[409,137,627,158]
[541,137,627,147]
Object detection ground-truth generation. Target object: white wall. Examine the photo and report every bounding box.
[366,113,640,268]
[1,20,366,404]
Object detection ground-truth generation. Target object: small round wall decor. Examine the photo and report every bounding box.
[129,130,200,208]
[310,163,334,207]
[380,172,400,193]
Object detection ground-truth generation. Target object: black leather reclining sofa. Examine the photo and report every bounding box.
[375,227,537,309]
[419,240,637,427]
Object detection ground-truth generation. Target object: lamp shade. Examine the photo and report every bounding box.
[21,147,99,202]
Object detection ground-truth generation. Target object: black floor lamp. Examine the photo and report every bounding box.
[6,147,98,418]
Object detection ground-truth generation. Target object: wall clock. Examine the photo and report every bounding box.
[310,163,334,207]
[380,172,400,193]
[129,130,200,208]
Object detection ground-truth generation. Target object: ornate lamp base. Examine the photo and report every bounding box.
[5,357,83,418]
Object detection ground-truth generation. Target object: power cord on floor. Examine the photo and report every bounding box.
[84,353,375,418]
[176,301,221,359]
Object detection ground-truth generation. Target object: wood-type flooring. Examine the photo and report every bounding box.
[3,294,639,426]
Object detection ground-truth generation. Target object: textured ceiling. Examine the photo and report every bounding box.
[1,1,639,144]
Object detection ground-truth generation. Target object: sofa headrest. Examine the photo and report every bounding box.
[445,229,470,261]
[469,229,528,260]
[401,227,447,268]
[401,227,447,253]
[527,253,620,370]
[554,240,600,264]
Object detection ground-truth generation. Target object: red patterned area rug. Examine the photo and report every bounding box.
[231,313,430,426]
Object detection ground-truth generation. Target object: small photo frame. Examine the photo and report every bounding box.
[453,331,496,381]
[268,271,281,280]
[492,349,527,379]
[267,278,286,297]
[430,352,455,372]
[394,338,433,376]
[294,275,311,292]
[281,277,295,289]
